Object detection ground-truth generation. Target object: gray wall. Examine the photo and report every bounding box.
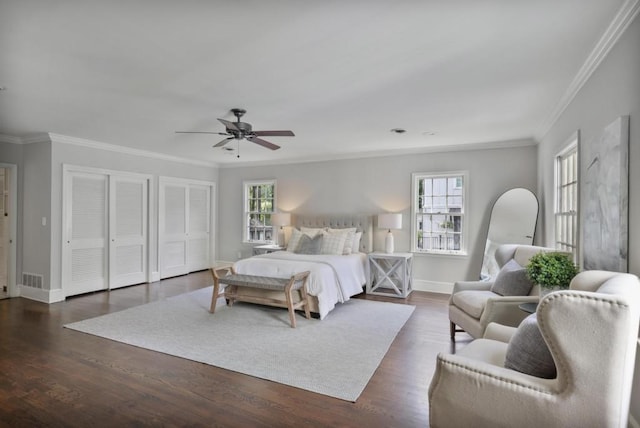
[22,142,52,291]
[537,14,640,422]
[218,144,538,289]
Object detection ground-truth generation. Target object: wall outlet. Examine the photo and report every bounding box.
[237,251,242,259]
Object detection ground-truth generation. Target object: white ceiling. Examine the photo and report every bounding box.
[0,0,629,166]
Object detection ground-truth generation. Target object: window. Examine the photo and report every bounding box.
[412,172,467,254]
[243,180,276,243]
[555,137,578,261]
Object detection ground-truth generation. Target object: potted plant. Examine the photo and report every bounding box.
[525,252,579,296]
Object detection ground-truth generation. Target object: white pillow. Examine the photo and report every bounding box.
[287,228,303,252]
[300,226,325,237]
[328,227,356,254]
[352,232,363,253]
[320,231,347,255]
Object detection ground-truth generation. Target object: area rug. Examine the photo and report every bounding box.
[64,287,415,402]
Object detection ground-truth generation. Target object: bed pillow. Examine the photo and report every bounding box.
[490,259,534,296]
[328,228,356,254]
[352,232,363,253]
[504,313,557,379]
[320,231,347,255]
[294,233,324,254]
[286,228,303,252]
[300,227,325,237]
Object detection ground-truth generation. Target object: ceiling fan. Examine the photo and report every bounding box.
[176,108,294,151]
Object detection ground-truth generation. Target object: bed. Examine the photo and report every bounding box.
[233,214,372,319]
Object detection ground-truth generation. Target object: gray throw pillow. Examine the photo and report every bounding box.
[295,233,323,254]
[504,313,557,379]
[490,259,534,296]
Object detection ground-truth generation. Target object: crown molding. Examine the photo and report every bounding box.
[0,134,24,144]
[535,0,640,141]
[218,138,537,169]
[46,133,219,168]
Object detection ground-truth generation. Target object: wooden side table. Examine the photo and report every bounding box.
[367,252,413,298]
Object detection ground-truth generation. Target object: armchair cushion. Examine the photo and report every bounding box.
[504,313,556,379]
[490,259,534,296]
[451,290,496,319]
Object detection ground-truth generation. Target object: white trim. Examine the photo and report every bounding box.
[242,179,277,244]
[219,138,537,169]
[19,285,65,303]
[0,163,18,297]
[412,279,453,295]
[0,134,23,145]
[411,171,469,256]
[536,0,640,140]
[37,133,218,167]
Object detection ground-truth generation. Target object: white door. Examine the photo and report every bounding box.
[188,184,210,272]
[160,183,189,279]
[64,172,109,296]
[109,176,148,289]
[0,168,8,299]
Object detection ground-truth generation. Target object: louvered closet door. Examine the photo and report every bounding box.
[160,183,189,279]
[188,185,210,272]
[109,176,148,289]
[65,172,108,296]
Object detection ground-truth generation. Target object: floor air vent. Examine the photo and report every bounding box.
[22,272,43,289]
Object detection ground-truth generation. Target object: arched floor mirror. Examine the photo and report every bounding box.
[480,188,539,280]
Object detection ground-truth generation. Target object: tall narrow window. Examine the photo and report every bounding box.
[243,180,276,243]
[412,172,467,254]
[555,137,578,261]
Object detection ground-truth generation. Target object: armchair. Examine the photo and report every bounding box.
[449,244,556,339]
[429,270,640,428]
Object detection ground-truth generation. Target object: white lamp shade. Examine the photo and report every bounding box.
[378,213,402,230]
[271,212,291,228]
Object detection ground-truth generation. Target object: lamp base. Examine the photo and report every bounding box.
[385,231,395,253]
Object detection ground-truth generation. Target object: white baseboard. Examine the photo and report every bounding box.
[413,279,453,294]
[150,271,160,282]
[19,285,65,303]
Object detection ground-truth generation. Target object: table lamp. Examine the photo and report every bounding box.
[378,213,402,253]
[271,212,291,247]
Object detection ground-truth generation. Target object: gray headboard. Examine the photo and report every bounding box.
[293,214,373,253]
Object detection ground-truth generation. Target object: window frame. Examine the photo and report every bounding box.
[242,179,276,244]
[554,133,579,263]
[411,171,468,256]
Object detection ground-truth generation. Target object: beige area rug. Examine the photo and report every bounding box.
[64,287,415,402]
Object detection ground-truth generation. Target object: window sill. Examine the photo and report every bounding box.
[412,250,468,258]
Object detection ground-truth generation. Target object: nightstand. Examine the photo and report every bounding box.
[252,244,285,256]
[367,252,413,298]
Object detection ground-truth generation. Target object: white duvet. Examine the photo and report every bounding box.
[233,251,367,319]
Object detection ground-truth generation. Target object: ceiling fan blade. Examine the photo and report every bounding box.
[247,136,280,150]
[218,118,239,131]
[253,130,295,137]
[175,131,222,135]
[213,137,234,148]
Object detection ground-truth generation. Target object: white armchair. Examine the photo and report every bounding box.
[429,270,640,428]
[449,244,556,339]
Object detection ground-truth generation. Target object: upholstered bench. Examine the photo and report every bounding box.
[210,267,311,328]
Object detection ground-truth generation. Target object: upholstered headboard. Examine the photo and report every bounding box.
[293,214,373,253]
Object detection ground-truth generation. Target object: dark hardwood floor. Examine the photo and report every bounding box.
[0,271,473,427]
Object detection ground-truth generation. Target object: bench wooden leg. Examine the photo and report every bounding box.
[285,286,296,328]
[300,284,311,320]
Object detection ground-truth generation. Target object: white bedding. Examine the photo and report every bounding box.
[233,251,367,319]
